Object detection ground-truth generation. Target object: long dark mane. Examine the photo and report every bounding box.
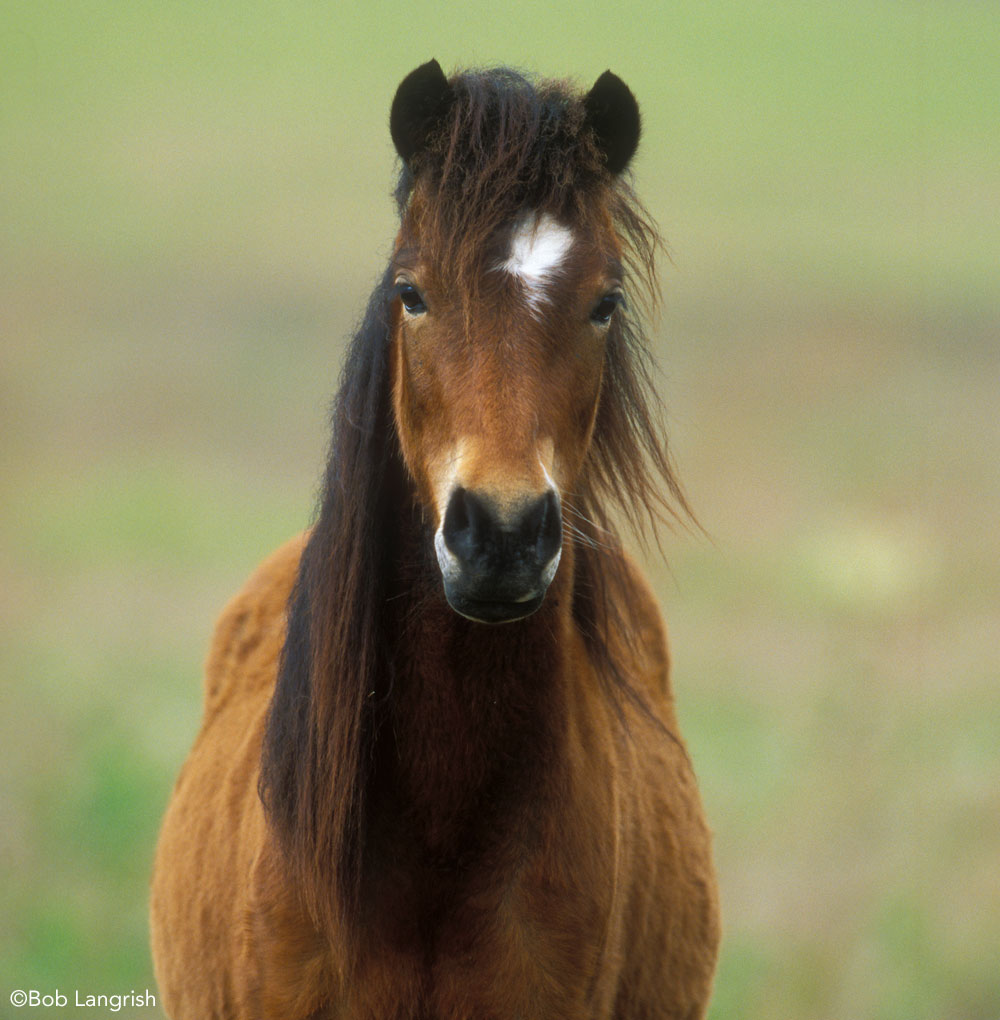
[259,67,690,939]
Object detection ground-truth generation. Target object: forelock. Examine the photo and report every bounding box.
[393,67,661,323]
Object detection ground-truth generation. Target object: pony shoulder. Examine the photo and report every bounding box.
[202,533,307,719]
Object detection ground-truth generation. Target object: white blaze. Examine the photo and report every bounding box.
[500,212,574,314]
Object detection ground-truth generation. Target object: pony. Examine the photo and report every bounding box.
[150,60,719,1019]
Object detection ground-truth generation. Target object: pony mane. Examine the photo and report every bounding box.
[260,66,691,941]
[259,269,402,933]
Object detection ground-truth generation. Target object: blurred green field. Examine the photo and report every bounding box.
[2,2,998,1018]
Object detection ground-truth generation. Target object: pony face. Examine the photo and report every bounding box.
[387,61,646,624]
[390,201,627,623]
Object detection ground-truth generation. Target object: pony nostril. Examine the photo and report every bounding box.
[442,487,468,560]
[444,486,468,537]
[530,490,562,565]
[442,487,490,562]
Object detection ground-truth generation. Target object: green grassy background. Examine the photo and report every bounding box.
[2,2,998,1017]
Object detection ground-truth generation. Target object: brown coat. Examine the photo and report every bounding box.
[150,535,719,1019]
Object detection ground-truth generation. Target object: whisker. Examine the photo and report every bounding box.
[561,499,619,551]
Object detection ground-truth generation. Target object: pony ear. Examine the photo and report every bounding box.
[583,71,641,175]
[390,59,455,166]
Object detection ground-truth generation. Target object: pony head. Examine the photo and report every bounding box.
[388,61,644,623]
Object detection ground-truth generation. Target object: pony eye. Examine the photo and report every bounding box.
[590,292,622,325]
[398,284,427,315]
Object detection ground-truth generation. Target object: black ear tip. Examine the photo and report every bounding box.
[390,59,454,166]
[405,58,446,87]
[584,70,641,176]
[593,69,622,90]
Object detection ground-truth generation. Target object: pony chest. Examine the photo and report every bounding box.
[349,877,616,1020]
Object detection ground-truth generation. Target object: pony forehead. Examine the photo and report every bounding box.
[499,212,575,312]
[393,205,624,301]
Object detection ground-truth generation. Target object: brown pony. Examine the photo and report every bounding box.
[150,61,719,1019]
